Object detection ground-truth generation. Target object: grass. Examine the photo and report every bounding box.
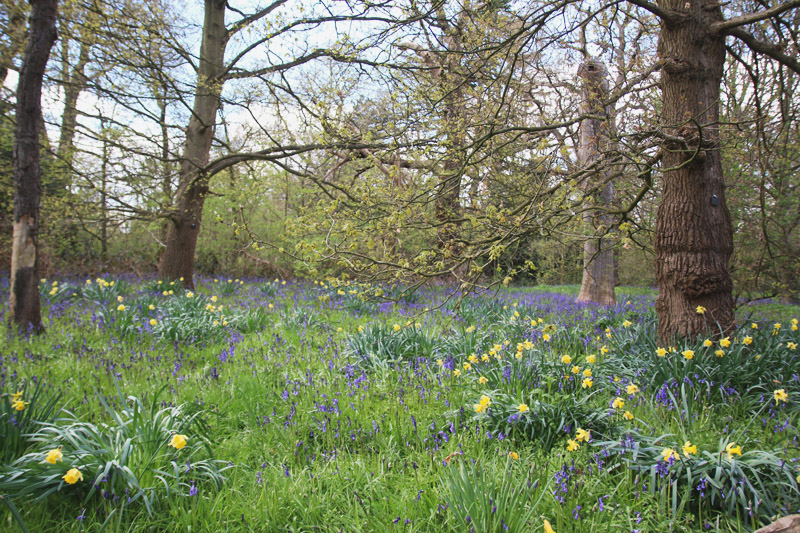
[0,277,798,532]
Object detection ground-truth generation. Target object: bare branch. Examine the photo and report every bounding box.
[728,26,800,75]
[710,1,800,34]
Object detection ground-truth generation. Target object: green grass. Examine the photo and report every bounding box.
[1,279,798,532]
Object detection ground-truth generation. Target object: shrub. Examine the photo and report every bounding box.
[0,387,230,516]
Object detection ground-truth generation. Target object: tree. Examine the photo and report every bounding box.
[633,0,800,339]
[156,0,228,287]
[156,0,398,287]
[575,58,618,306]
[9,0,58,333]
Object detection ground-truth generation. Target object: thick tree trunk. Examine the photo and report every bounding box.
[655,0,734,340]
[9,0,58,333]
[576,59,617,306]
[158,0,227,288]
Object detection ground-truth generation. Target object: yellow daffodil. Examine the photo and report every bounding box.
[703,339,713,347]
[463,362,472,371]
[774,323,781,330]
[682,349,694,360]
[518,403,530,413]
[62,468,83,484]
[45,448,63,464]
[148,304,155,310]
[561,354,572,364]
[544,519,556,533]
[576,428,590,442]
[612,397,625,410]
[12,390,22,401]
[751,323,758,329]
[117,296,124,303]
[479,395,492,408]
[715,349,725,357]
[465,325,475,333]
[661,448,680,462]
[566,439,580,452]
[622,320,632,328]
[187,291,194,298]
[626,384,640,395]
[725,442,742,459]
[508,451,519,460]
[582,368,592,378]
[474,402,487,414]
[478,376,488,384]
[656,347,667,357]
[682,441,697,456]
[600,345,609,354]
[117,304,125,311]
[743,336,753,345]
[149,319,157,326]
[571,366,581,374]
[542,333,551,342]
[586,354,596,364]
[696,306,706,314]
[787,342,797,350]
[623,411,634,421]
[453,369,461,377]
[393,324,401,331]
[720,337,731,348]
[12,399,28,411]
[774,389,788,405]
[168,434,188,450]
[581,377,593,388]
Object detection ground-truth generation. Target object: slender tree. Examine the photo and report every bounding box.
[9,0,58,333]
[157,0,228,287]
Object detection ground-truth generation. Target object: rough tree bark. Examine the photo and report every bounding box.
[157,0,227,288]
[576,58,617,306]
[9,0,58,333]
[654,0,734,340]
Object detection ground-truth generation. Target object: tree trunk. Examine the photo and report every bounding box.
[576,58,617,306]
[158,0,227,288]
[9,0,58,333]
[56,33,91,168]
[655,0,734,340]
